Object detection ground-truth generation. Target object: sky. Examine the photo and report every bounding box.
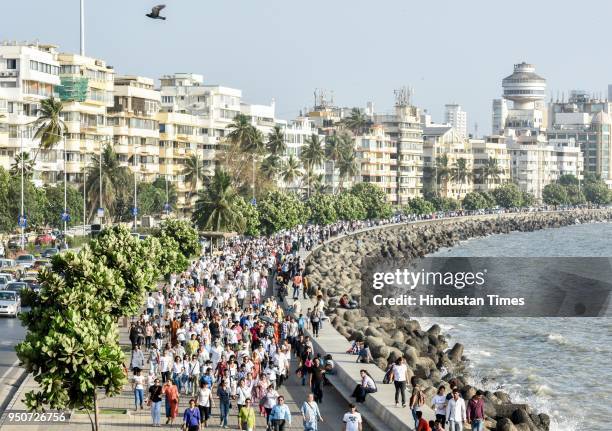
[2,0,612,134]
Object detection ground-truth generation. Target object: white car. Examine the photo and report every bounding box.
[0,290,20,317]
[15,254,35,269]
[0,274,12,289]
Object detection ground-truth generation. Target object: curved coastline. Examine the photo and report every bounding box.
[304,209,612,431]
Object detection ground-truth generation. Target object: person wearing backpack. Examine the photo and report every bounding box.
[409,377,425,429]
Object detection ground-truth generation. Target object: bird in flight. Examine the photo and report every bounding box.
[146,5,166,20]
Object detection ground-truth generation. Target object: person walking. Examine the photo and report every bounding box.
[148,378,163,427]
[409,378,425,429]
[300,393,323,431]
[238,398,257,431]
[131,369,145,411]
[130,344,145,374]
[183,398,201,431]
[269,395,291,431]
[446,389,467,431]
[217,380,231,428]
[342,403,362,431]
[431,385,447,427]
[262,384,279,428]
[163,379,180,425]
[197,381,213,427]
[308,357,325,403]
[467,390,486,431]
[390,357,409,407]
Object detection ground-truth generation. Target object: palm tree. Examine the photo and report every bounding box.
[337,146,359,191]
[310,173,328,195]
[266,126,287,157]
[192,168,245,232]
[434,154,451,196]
[181,154,204,197]
[451,157,471,198]
[480,157,502,189]
[10,152,35,179]
[325,134,344,194]
[260,154,282,180]
[343,108,370,135]
[226,114,256,150]
[33,96,65,160]
[300,134,325,197]
[85,144,131,222]
[280,155,302,189]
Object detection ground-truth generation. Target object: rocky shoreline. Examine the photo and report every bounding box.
[304,209,612,431]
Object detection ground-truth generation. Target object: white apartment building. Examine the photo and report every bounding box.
[444,104,467,138]
[354,125,398,204]
[57,52,114,186]
[422,125,474,199]
[0,42,61,185]
[469,135,511,191]
[278,116,324,191]
[374,92,423,205]
[108,76,161,183]
[507,130,583,199]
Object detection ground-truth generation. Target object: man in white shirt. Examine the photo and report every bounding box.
[342,404,362,431]
[146,293,156,316]
[390,357,409,407]
[431,385,448,427]
[446,389,467,431]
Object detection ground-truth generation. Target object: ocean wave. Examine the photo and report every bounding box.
[546,333,567,345]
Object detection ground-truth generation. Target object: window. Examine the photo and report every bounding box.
[6,59,17,69]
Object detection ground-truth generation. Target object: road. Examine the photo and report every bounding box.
[0,317,25,416]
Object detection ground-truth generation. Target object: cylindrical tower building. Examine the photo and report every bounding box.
[502,62,546,109]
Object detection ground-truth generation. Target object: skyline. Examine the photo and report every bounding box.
[2,0,612,132]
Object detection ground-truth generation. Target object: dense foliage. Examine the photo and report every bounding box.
[306,194,338,225]
[461,192,489,210]
[542,183,569,206]
[157,218,201,259]
[492,183,523,208]
[257,191,309,235]
[350,183,392,219]
[234,196,261,237]
[334,192,367,221]
[404,197,436,215]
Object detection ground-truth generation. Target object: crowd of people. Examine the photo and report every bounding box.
[127,219,378,430]
[125,210,500,430]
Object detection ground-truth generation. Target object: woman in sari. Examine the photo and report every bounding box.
[162,379,180,425]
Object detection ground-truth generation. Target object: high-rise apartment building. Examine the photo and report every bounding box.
[548,91,612,186]
[444,104,467,138]
[0,42,61,185]
[469,135,511,191]
[108,76,161,184]
[57,52,114,186]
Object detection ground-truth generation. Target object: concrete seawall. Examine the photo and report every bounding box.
[302,209,612,431]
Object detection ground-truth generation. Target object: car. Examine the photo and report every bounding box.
[0,291,20,317]
[31,260,50,271]
[0,259,16,269]
[41,247,59,258]
[0,275,10,289]
[35,233,54,246]
[15,254,35,269]
[21,278,40,294]
[5,281,27,296]
[7,235,27,250]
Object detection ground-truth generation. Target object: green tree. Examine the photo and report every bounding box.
[157,218,201,259]
[307,194,338,225]
[7,175,48,230]
[89,225,162,317]
[260,154,282,181]
[33,97,65,159]
[192,168,245,233]
[85,144,131,222]
[337,134,358,191]
[234,196,261,237]
[11,152,35,179]
[557,174,579,186]
[584,181,610,204]
[521,191,535,207]
[425,154,451,195]
[266,126,287,157]
[301,134,325,197]
[565,184,586,205]
[280,155,302,189]
[405,196,435,215]
[16,248,127,431]
[181,154,204,197]
[43,184,84,228]
[542,183,569,206]
[479,157,502,188]
[492,183,523,208]
[334,192,367,221]
[325,134,343,193]
[451,157,471,197]
[350,183,392,219]
[342,108,370,135]
[462,192,489,211]
[257,191,309,235]
[429,196,460,211]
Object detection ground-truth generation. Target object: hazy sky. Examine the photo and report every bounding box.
[2,0,611,134]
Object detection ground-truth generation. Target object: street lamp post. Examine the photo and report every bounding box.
[20,126,25,251]
[133,145,139,231]
[63,135,67,244]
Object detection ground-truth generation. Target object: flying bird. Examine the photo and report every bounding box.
[146,5,166,20]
